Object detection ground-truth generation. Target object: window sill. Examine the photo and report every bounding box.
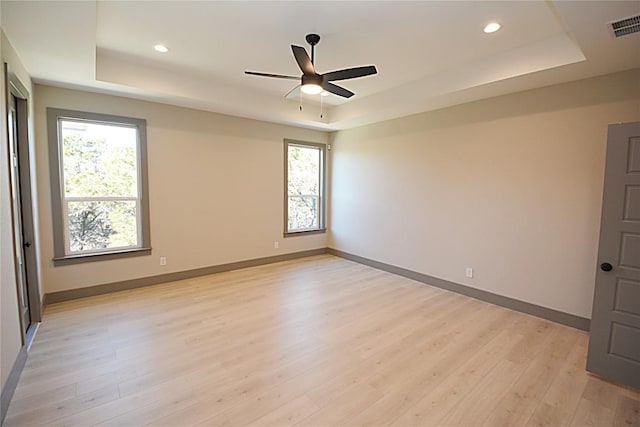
[53,247,152,266]
[284,228,326,238]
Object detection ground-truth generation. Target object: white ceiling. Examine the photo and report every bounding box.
[1,1,639,131]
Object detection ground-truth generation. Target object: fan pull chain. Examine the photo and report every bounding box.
[299,89,303,111]
[320,93,323,119]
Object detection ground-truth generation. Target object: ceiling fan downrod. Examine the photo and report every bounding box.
[305,34,320,65]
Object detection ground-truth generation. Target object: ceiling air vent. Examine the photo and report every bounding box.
[610,15,640,38]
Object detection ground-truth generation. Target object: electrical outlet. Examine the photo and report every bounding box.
[466,267,473,278]
[160,257,167,266]
[274,241,279,249]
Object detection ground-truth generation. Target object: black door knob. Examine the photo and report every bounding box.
[23,241,31,248]
[600,263,613,272]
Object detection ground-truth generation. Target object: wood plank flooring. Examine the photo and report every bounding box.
[5,255,640,426]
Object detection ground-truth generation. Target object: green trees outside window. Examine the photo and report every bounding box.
[48,108,150,263]
[61,122,139,252]
[285,140,325,234]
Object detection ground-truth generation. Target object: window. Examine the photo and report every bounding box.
[284,139,326,235]
[47,108,150,264]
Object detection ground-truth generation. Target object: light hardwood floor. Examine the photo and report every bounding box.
[5,255,640,426]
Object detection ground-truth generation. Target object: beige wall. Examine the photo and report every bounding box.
[329,69,640,319]
[34,85,328,293]
[1,30,33,392]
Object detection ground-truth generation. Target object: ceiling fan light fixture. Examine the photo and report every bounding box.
[301,83,323,95]
[301,73,323,95]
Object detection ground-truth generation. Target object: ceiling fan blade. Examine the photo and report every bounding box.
[285,85,301,99]
[245,71,299,80]
[291,45,315,75]
[322,66,377,82]
[322,82,354,98]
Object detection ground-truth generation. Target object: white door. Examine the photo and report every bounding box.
[587,121,640,389]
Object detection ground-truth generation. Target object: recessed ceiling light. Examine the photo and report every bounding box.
[154,44,169,53]
[484,22,501,33]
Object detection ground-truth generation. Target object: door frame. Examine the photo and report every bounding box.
[4,62,42,341]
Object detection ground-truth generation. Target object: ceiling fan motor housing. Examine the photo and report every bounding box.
[302,74,322,86]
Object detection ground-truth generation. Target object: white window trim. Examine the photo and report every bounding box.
[47,108,151,265]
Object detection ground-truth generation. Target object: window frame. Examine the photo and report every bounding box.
[47,108,151,265]
[283,139,326,237]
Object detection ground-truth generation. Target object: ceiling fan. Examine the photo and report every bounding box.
[245,34,377,99]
